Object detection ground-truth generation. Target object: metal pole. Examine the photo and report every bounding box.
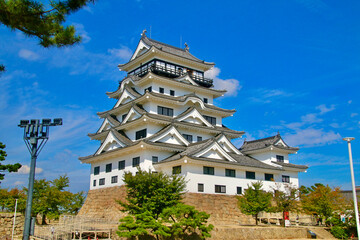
[344,137,360,238]
[12,198,18,240]
[23,141,38,240]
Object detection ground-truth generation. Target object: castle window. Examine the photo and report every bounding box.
[203,166,214,175]
[122,114,127,122]
[132,157,140,167]
[246,171,255,179]
[203,115,216,125]
[172,166,181,174]
[237,187,242,195]
[225,169,236,177]
[276,155,284,163]
[197,136,203,142]
[159,87,164,93]
[118,160,125,170]
[106,163,112,173]
[215,185,226,193]
[135,129,147,140]
[204,98,208,104]
[157,106,174,117]
[265,173,274,181]
[99,178,105,185]
[182,134,193,142]
[94,166,100,175]
[170,90,175,96]
[93,180,96,187]
[152,156,158,163]
[111,176,118,184]
[282,175,290,183]
[198,183,204,192]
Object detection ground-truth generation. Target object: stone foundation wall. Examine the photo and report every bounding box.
[78,186,252,225]
[0,213,24,238]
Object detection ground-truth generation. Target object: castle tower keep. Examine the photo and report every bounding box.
[79,31,307,196]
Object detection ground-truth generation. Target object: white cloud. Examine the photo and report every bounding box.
[18,49,40,61]
[248,88,293,103]
[316,104,335,115]
[108,46,133,61]
[351,113,358,118]
[205,67,241,97]
[14,181,25,185]
[17,165,43,174]
[301,113,323,124]
[284,128,341,147]
[73,23,91,43]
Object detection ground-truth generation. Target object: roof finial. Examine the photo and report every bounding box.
[141,29,147,37]
[184,42,189,51]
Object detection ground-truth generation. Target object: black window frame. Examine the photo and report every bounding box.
[144,86,152,93]
[99,178,105,186]
[215,185,226,193]
[265,173,274,181]
[132,157,140,167]
[106,163,112,173]
[276,155,284,163]
[118,160,125,170]
[203,115,216,125]
[122,114,127,122]
[197,136,203,142]
[198,183,204,192]
[111,176,118,184]
[246,171,256,179]
[170,90,175,96]
[93,180,96,187]
[152,156,158,163]
[225,169,236,177]
[94,166,100,175]
[157,106,174,117]
[237,187,242,195]
[159,87,164,93]
[282,175,290,183]
[204,98,208,104]
[135,128,147,140]
[182,134,193,142]
[172,165,181,174]
[203,166,214,175]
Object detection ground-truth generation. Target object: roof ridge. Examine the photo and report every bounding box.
[245,135,278,143]
[144,35,186,52]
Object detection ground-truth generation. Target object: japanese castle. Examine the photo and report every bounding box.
[79,31,307,195]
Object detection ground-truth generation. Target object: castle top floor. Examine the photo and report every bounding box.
[119,30,215,88]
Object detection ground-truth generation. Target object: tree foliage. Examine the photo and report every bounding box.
[28,175,85,224]
[237,181,272,225]
[271,184,300,214]
[0,187,27,212]
[300,183,345,220]
[0,0,94,48]
[117,170,213,240]
[0,142,21,183]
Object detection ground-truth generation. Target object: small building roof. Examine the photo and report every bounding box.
[239,133,299,153]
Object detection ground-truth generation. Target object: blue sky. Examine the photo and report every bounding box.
[0,0,359,193]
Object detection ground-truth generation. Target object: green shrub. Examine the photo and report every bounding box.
[330,225,348,239]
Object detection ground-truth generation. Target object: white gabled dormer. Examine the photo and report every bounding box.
[122,106,142,124]
[176,108,214,127]
[97,118,113,133]
[114,88,138,108]
[95,131,127,155]
[217,134,242,155]
[194,141,237,162]
[150,126,189,146]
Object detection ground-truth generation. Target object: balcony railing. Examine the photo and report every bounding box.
[131,64,213,88]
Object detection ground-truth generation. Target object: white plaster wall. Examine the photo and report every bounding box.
[250,151,290,164]
[124,123,163,141]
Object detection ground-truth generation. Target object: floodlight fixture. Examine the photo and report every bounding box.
[18,118,62,240]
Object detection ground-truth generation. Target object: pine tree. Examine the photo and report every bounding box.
[0,142,21,183]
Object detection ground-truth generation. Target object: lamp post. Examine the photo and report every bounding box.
[343,137,360,238]
[18,118,62,240]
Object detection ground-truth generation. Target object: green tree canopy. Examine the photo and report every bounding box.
[300,183,345,220]
[26,175,85,224]
[117,169,213,240]
[271,184,300,214]
[0,142,21,183]
[237,181,272,225]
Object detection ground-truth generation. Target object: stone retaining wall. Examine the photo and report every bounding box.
[0,212,24,238]
[78,186,253,225]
